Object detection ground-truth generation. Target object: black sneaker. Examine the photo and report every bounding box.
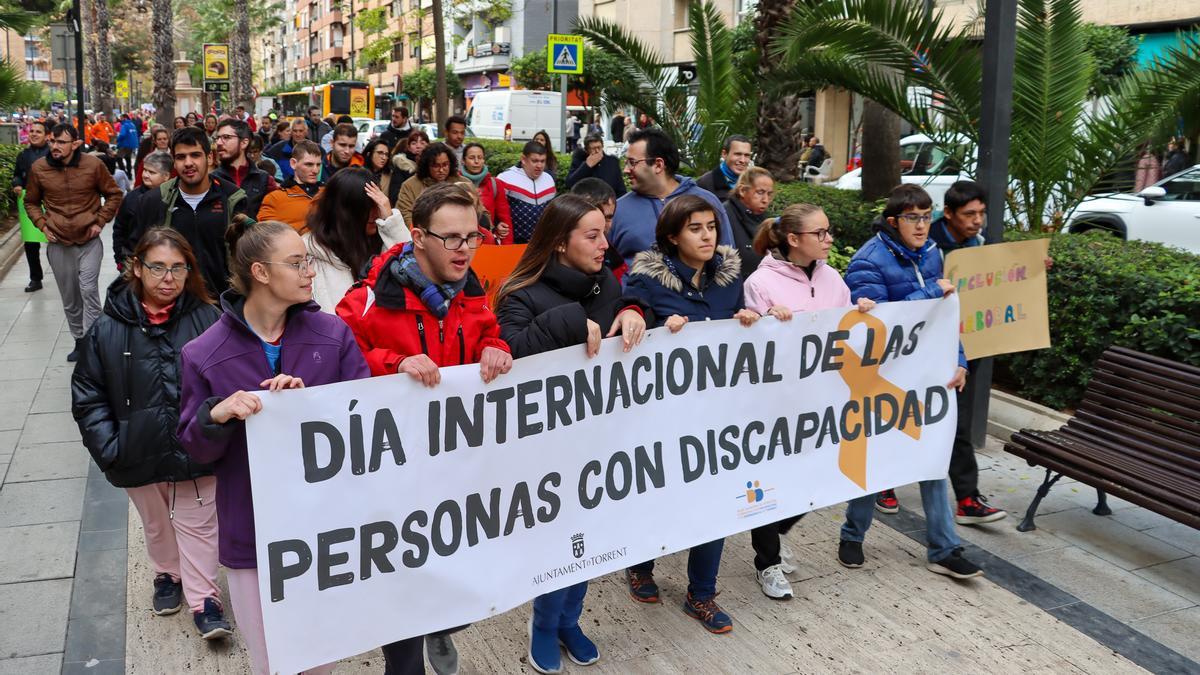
[838,540,864,568]
[152,573,182,615]
[24,280,42,293]
[625,568,660,603]
[193,597,233,640]
[927,549,984,580]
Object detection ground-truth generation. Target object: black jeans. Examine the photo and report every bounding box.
[750,514,804,571]
[381,636,425,674]
[948,360,982,502]
[24,242,42,282]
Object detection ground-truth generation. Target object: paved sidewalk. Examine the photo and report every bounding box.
[0,233,1195,673]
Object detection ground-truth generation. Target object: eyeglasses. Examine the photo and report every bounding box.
[214,134,240,143]
[261,255,316,274]
[424,230,484,251]
[796,229,833,241]
[624,157,652,168]
[141,262,191,279]
[898,214,933,225]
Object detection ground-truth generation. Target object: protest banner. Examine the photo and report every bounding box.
[471,244,526,302]
[944,239,1051,360]
[246,297,961,673]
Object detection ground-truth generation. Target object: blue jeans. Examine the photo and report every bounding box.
[629,538,724,600]
[840,479,960,562]
[532,581,588,632]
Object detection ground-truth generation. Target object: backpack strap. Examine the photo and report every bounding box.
[158,178,180,230]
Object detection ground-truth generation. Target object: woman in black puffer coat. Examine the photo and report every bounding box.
[494,194,650,673]
[71,228,230,634]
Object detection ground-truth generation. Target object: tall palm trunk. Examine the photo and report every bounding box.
[860,99,901,200]
[231,0,253,108]
[81,0,99,110]
[151,0,175,124]
[94,0,115,118]
[754,0,801,181]
[432,0,448,126]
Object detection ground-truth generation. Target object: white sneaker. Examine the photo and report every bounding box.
[756,564,794,600]
[780,543,797,575]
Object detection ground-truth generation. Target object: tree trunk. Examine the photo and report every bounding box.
[754,0,802,182]
[81,0,99,110]
[432,0,448,127]
[151,0,175,125]
[231,0,253,108]
[94,0,115,118]
[860,98,901,201]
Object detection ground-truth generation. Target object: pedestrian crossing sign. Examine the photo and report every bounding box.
[547,34,584,74]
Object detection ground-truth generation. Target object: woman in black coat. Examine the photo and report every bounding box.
[723,166,776,277]
[494,194,649,673]
[71,228,230,634]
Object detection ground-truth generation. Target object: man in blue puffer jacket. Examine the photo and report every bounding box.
[837,184,983,581]
[116,114,141,175]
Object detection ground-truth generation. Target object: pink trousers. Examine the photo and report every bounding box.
[226,568,338,675]
[125,475,221,613]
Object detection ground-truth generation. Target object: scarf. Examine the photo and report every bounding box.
[718,160,738,188]
[387,244,468,319]
[462,165,489,187]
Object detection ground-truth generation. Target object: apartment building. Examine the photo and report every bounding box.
[1,29,67,93]
[451,0,578,102]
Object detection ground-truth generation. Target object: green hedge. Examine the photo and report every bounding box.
[997,231,1200,409]
[475,139,572,188]
[771,182,881,252]
[0,144,20,216]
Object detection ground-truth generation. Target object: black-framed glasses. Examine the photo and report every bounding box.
[796,229,833,242]
[624,156,653,168]
[141,262,191,279]
[261,255,316,274]
[424,230,484,250]
[214,133,241,143]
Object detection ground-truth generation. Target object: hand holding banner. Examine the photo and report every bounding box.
[944,239,1051,360]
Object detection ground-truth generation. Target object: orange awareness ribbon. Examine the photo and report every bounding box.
[833,310,922,490]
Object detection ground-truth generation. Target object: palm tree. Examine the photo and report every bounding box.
[753,0,803,181]
[231,0,253,107]
[575,0,754,172]
[0,6,38,110]
[94,0,115,118]
[151,0,175,124]
[772,0,1200,230]
[433,0,448,127]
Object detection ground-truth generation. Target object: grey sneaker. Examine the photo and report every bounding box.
[426,633,459,675]
[756,564,794,600]
[779,543,797,575]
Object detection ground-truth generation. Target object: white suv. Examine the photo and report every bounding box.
[1064,165,1200,255]
[833,134,970,214]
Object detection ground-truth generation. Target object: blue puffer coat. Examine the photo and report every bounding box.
[624,245,744,326]
[845,224,966,368]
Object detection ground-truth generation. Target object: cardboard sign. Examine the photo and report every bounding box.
[944,238,1051,360]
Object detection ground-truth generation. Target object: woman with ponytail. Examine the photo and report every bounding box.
[742,203,874,601]
[178,217,370,675]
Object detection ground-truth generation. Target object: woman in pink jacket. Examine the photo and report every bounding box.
[742,203,874,601]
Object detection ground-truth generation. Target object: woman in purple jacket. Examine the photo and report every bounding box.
[178,218,370,675]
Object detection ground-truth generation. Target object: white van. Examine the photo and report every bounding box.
[466,90,562,148]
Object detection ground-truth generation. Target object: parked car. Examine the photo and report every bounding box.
[355,119,391,152]
[1063,165,1200,255]
[833,133,970,214]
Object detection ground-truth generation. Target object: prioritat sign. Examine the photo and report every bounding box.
[547,34,584,74]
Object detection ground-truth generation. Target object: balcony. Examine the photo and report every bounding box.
[454,41,510,74]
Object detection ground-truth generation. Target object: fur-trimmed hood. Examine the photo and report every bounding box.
[630,245,742,293]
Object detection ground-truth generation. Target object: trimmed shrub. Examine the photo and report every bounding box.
[771,182,881,251]
[997,231,1200,409]
[0,144,20,216]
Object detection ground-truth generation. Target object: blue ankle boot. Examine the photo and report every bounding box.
[528,618,562,674]
[558,624,599,666]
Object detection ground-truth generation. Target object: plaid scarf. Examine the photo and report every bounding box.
[387,244,467,319]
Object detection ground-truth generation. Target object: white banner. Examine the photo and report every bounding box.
[246,297,961,674]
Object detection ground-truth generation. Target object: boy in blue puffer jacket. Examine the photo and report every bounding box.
[837,184,982,581]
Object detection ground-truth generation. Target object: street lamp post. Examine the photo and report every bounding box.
[69,0,85,139]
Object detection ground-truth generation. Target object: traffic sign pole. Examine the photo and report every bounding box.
[559,74,567,154]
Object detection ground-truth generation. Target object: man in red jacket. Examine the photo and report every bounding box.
[336,181,512,672]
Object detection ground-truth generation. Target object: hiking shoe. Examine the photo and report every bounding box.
[682,593,733,634]
[875,489,899,514]
[558,625,599,666]
[838,540,865,568]
[193,597,232,639]
[426,633,459,675]
[151,573,182,615]
[527,617,562,674]
[626,568,660,603]
[779,542,797,575]
[756,564,794,600]
[927,549,984,580]
[956,495,1008,525]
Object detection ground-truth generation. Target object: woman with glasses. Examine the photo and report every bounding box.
[495,195,648,673]
[739,204,875,600]
[836,183,979,580]
[304,167,411,313]
[395,142,479,226]
[71,228,230,639]
[723,166,775,276]
[179,218,370,675]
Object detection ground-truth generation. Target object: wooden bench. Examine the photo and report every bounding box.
[1004,346,1200,532]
